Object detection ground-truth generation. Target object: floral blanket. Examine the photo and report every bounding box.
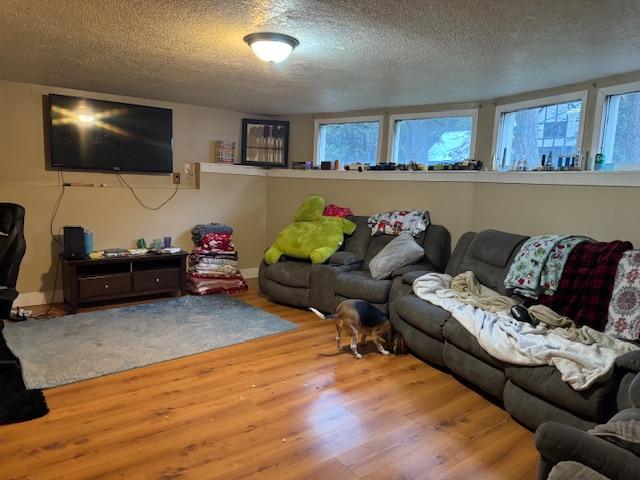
[368,210,430,237]
[505,235,590,299]
[605,250,640,340]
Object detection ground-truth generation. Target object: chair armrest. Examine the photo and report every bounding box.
[328,251,364,267]
[535,421,640,480]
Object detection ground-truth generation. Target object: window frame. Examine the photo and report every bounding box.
[491,90,589,171]
[590,80,640,171]
[313,115,384,166]
[387,109,479,165]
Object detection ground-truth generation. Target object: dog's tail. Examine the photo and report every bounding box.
[308,307,326,319]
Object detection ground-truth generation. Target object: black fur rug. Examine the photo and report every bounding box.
[0,324,48,424]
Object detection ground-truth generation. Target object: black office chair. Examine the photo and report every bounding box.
[0,203,26,320]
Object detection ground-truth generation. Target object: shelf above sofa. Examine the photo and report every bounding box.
[196,162,640,188]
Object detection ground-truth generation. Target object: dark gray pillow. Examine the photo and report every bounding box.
[369,232,424,280]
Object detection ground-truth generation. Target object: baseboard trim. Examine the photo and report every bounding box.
[240,267,259,279]
[15,290,64,308]
[16,267,260,307]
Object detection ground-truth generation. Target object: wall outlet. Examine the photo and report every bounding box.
[184,163,191,176]
[172,172,181,184]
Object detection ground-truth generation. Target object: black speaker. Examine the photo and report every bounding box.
[63,226,86,260]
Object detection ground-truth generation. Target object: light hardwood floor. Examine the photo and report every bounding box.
[1,281,538,479]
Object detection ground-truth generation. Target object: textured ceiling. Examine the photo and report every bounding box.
[2,1,640,115]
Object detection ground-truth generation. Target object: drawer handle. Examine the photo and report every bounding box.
[104,284,109,289]
[155,278,160,283]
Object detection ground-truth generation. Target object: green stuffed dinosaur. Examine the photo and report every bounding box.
[264,195,356,265]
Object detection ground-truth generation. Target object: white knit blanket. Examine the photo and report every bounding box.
[412,273,638,390]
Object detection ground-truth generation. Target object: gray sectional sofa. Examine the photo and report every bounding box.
[535,367,640,480]
[260,221,640,476]
[390,228,639,433]
[259,215,451,314]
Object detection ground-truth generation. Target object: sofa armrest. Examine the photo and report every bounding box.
[328,251,364,267]
[535,421,640,480]
[391,262,437,278]
[401,269,433,286]
[309,263,361,313]
[617,350,640,373]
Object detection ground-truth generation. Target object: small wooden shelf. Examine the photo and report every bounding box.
[62,252,188,313]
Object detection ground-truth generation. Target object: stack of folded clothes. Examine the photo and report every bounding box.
[187,223,248,295]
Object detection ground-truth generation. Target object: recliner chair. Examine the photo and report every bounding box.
[0,203,26,319]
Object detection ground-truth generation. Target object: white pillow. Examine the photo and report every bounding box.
[369,232,424,280]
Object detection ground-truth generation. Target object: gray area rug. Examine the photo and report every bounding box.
[2,295,296,389]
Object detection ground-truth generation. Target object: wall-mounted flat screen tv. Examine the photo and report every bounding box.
[47,94,173,173]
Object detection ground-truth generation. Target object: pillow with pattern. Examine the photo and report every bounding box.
[323,204,353,218]
[368,209,430,237]
[605,250,640,340]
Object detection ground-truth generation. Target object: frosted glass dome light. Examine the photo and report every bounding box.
[244,32,299,63]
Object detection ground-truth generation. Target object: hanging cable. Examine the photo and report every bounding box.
[115,173,179,210]
[34,169,66,319]
[50,169,66,247]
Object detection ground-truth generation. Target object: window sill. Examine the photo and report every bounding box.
[196,163,640,187]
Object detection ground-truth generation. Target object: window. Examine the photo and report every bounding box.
[592,81,640,171]
[388,110,477,166]
[493,92,587,171]
[314,116,382,166]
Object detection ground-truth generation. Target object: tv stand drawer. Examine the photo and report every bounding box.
[133,268,180,292]
[78,274,132,298]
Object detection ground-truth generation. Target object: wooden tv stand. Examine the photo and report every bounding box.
[61,252,188,313]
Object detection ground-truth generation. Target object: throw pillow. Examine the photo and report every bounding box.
[605,250,640,340]
[369,232,424,280]
[368,209,430,237]
[323,204,353,218]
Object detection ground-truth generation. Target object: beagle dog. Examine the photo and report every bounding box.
[310,299,392,359]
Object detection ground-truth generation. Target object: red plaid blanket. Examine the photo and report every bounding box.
[537,240,633,330]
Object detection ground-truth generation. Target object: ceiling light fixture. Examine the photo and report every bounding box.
[244,32,299,63]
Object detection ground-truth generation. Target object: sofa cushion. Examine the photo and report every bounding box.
[334,270,391,304]
[442,318,505,369]
[468,229,526,268]
[328,251,363,266]
[369,232,424,280]
[394,294,449,340]
[265,260,310,288]
[505,365,619,421]
[511,382,596,431]
[262,279,310,308]
[450,229,528,294]
[443,342,506,399]
[392,315,445,366]
[342,216,371,259]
